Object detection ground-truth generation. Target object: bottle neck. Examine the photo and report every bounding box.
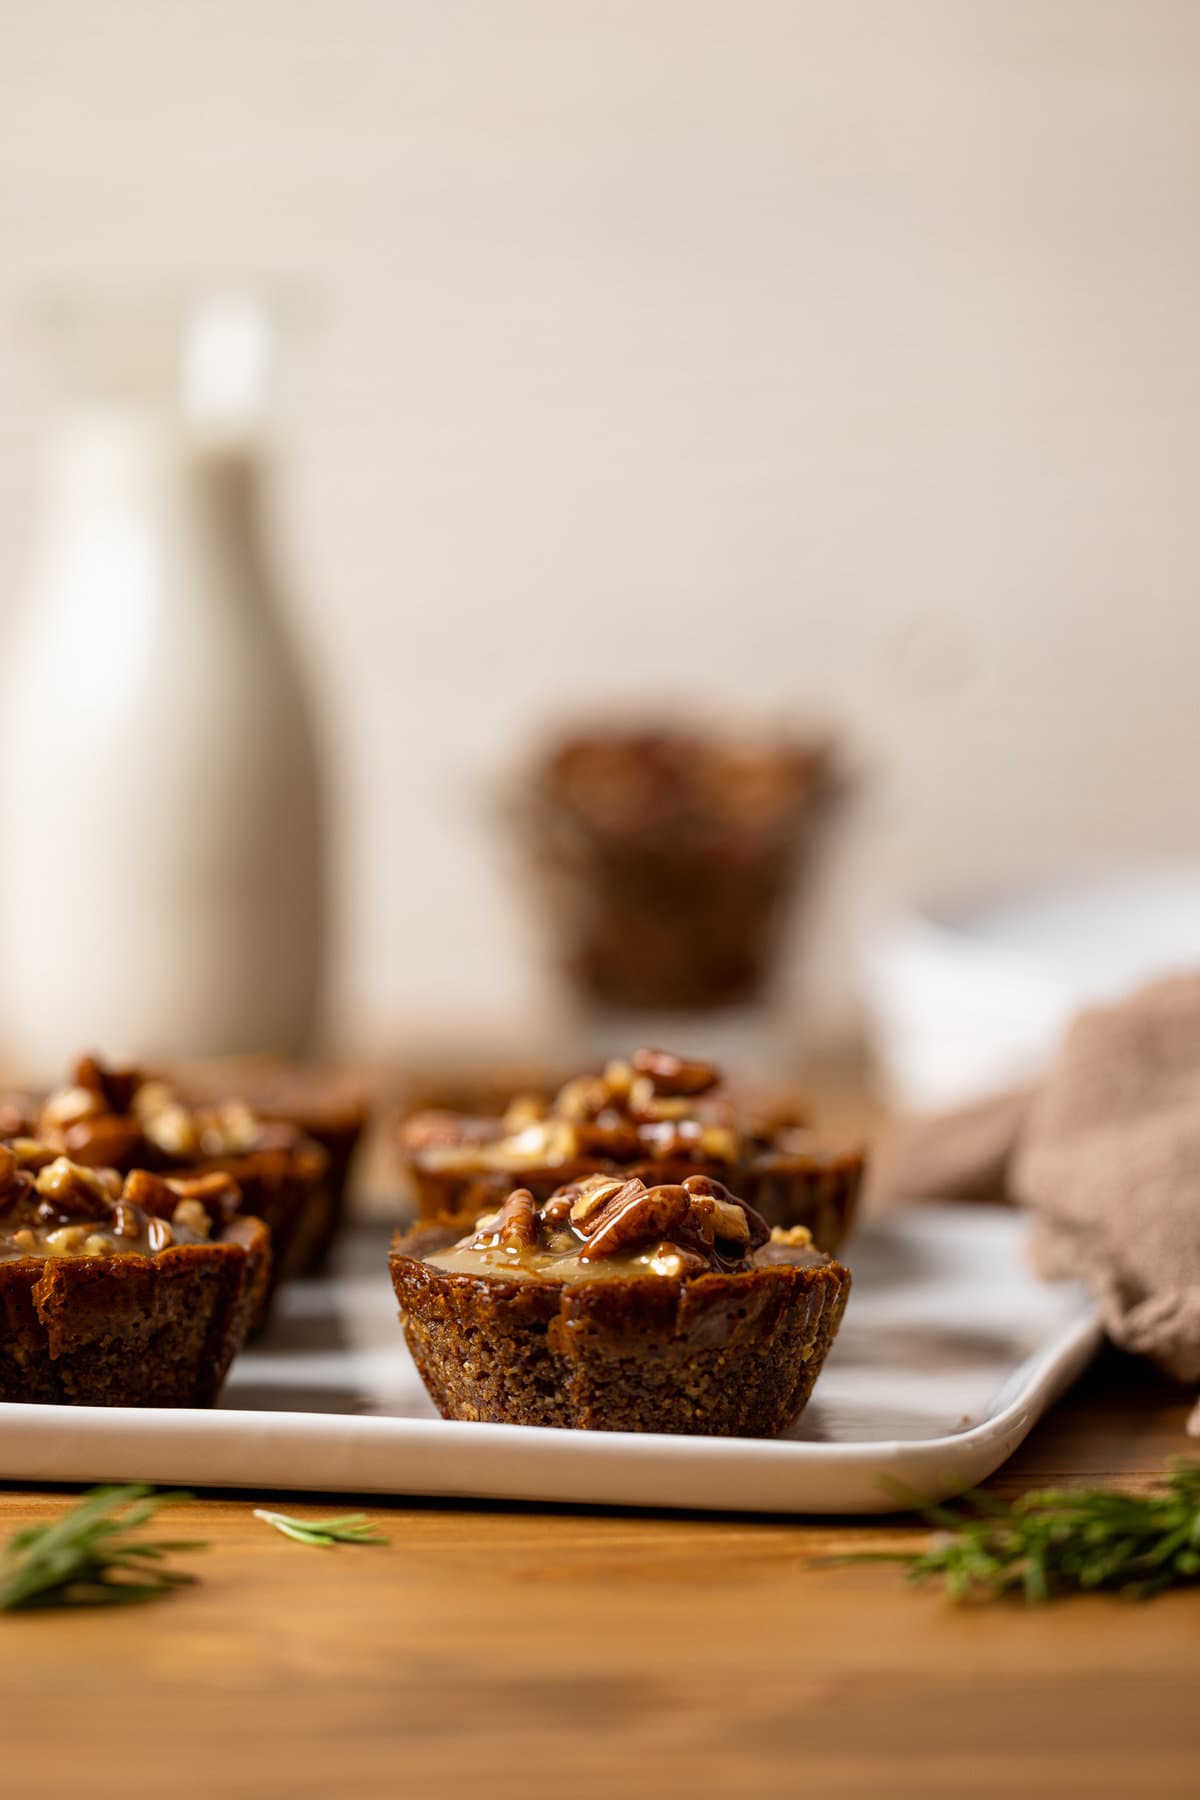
[43,399,187,504]
[40,398,268,522]
[28,396,280,639]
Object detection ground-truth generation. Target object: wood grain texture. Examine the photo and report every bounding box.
[0,1348,1196,1800]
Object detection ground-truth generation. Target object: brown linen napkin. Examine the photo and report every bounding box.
[869,1087,1032,1211]
[870,971,1200,1433]
[1013,972,1200,1432]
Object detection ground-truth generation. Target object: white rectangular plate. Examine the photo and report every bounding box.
[0,1204,1101,1514]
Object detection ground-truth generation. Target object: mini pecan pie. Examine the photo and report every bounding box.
[397,1047,863,1253]
[514,724,836,1010]
[0,1145,268,1406]
[390,1173,849,1440]
[5,1057,329,1303]
[390,1171,850,1436]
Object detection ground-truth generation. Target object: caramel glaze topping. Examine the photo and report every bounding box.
[0,1143,241,1262]
[424,1171,824,1287]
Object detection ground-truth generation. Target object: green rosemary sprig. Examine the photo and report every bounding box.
[252,1508,389,1548]
[0,1484,206,1611]
[848,1459,1200,1603]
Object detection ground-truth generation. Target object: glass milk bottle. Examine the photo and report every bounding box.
[0,289,323,1080]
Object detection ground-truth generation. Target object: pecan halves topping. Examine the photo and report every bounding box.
[1,1151,221,1254]
[577,1178,691,1259]
[567,1177,630,1228]
[567,1169,768,1264]
[445,1168,768,1279]
[470,1187,539,1251]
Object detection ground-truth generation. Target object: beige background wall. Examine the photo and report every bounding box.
[1,2,1198,1052]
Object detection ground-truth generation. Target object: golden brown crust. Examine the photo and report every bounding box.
[390,1219,849,1437]
[0,1215,269,1407]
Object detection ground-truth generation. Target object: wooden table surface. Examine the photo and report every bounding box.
[3,1066,1199,1798]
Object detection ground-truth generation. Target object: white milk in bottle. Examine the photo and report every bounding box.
[0,289,322,1079]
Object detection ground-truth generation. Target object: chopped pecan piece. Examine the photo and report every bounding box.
[43,1223,93,1255]
[682,1174,770,1252]
[34,1156,113,1217]
[401,1110,502,1152]
[8,1139,57,1173]
[137,1094,201,1159]
[146,1217,175,1253]
[630,1048,720,1098]
[72,1055,139,1116]
[37,1085,105,1134]
[687,1194,752,1246]
[122,1169,182,1219]
[541,1192,574,1228]
[554,1075,612,1124]
[627,1076,692,1124]
[573,1118,642,1159]
[644,1240,709,1279]
[600,1059,636,1099]
[164,1171,241,1231]
[111,1201,143,1239]
[60,1113,145,1170]
[166,1170,241,1205]
[501,1094,548,1133]
[769,1223,814,1248]
[171,1197,212,1237]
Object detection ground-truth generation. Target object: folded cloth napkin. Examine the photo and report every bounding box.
[871,1087,1033,1211]
[872,971,1200,1433]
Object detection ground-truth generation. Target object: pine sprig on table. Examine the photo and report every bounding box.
[252,1509,389,1548]
[850,1460,1200,1603]
[0,1484,206,1611]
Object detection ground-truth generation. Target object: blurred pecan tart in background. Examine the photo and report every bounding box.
[512,723,837,1011]
[2,1056,329,1301]
[397,1047,863,1253]
[0,1144,267,1405]
[391,1171,850,1436]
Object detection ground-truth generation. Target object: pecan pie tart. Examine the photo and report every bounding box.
[2,1056,329,1302]
[391,1171,850,1436]
[397,1047,863,1253]
[514,723,835,1010]
[0,1143,268,1405]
